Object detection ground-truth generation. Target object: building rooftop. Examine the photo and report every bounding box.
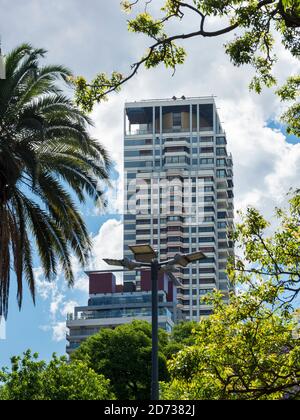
[125,96,217,107]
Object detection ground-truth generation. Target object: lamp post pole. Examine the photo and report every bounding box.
[103,246,206,401]
[151,259,159,400]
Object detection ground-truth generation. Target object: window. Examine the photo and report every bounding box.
[126,173,136,179]
[217,169,227,178]
[199,237,215,243]
[217,159,226,166]
[124,150,139,157]
[125,224,136,230]
[168,237,182,244]
[199,289,212,295]
[140,150,153,156]
[200,158,214,165]
[199,104,214,131]
[200,147,214,154]
[199,246,215,253]
[125,161,153,169]
[124,214,136,221]
[168,215,183,222]
[218,232,227,239]
[204,196,214,203]
[136,229,151,236]
[200,136,213,143]
[164,146,190,153]
[165,156,190,165]
[216,137,226,145]
[216,147,226,156]
[217,222,227,228]
[124,234,136,241]
[199,226,214,232]
[173,112,182,128]
[125,138,153,146]
[136,219,150,225]
[204,186,214,192]
[204,206,215,212]
[200,310,213,316]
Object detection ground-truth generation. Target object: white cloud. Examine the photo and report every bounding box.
[73,275,89,294]
[88,218,124,284]
[60,300,78,318]
[35,218,124,342]
[49,293,64,319]
[218,98,300,222]
[52,322,68,343]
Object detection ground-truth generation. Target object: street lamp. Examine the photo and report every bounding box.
[104,245,206,400]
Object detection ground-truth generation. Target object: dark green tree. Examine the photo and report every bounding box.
[0,350,115,400]
[72,320,169,400]
[74,1,300,135]
[164,321,201,358]
[0,44,111,317]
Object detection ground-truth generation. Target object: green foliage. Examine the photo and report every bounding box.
[128,12,164,37]
[0,44,111,317]
[228,191,300,307]
[72,320,169,400]
[171,321,201,345]
[164,321,202,359]
[74,0,300,137]
[282,0,300,14]
[277,75,300,135]
[74,72,123,113]
[0,350,115,400]
[161,192,300,400]
[162,296,300,399]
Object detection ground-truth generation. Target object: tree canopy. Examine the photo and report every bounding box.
[0,350,115,400]
[161,192,300,400]
[74,1,300,136]
[227,190,300,308]
[72,320,169,400]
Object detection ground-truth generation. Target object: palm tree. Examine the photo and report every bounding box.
[0,44,111,318]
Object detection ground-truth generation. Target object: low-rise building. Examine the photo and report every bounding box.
[66,271,179,355]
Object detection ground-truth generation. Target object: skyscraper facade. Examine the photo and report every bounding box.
[123,97,234,321]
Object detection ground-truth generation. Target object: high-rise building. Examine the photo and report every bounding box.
[123,96,234,321]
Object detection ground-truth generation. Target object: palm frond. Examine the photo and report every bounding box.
[0,44,112,316]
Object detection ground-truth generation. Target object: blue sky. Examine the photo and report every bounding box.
[0,0,300,368]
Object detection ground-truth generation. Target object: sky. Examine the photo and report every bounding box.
[0,0,300,367]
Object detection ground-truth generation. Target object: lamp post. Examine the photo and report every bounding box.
[104,245,206,400]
